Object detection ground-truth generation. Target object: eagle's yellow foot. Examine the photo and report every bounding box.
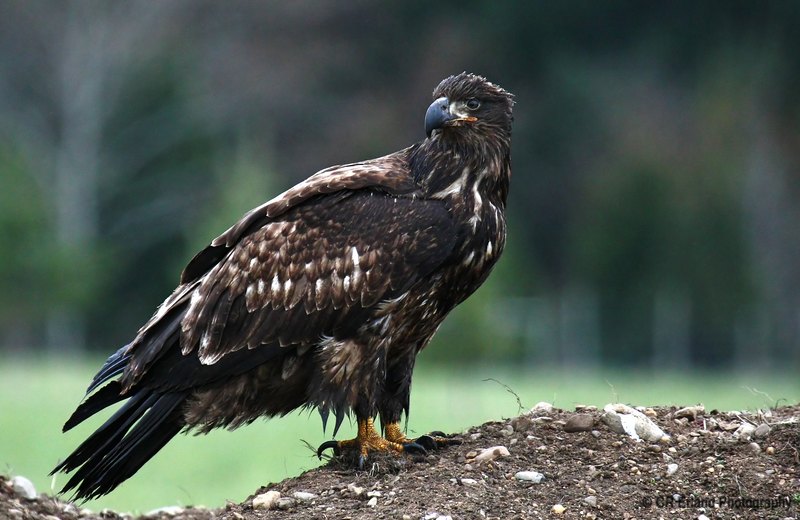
[316,418,426,468]
[385,422,462,451]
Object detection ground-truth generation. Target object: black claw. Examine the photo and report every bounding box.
[402,442,429,456]
[317,440,341,459]
[414,435,437,452]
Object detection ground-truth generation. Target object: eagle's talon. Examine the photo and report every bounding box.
[414,435,437,452]
[317,440,342,459]
[401,442,428,455]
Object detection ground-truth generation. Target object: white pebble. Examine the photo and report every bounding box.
[531,402,554,413]
[583,496,597,507]
[666,463,678,476]
[514,471,544,483]
[11,476,36,500]
[367,496,378,507]
[252,490,281,510]
[293,491,316,501]
[698,515,710,520]
[472,446,510,462]
[347,483,365,496]
[144,506,183,516]
[552,504,566,514]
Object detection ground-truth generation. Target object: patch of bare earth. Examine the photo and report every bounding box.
[3,404,798,520]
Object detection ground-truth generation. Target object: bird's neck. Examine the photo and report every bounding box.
[410,135,511,209]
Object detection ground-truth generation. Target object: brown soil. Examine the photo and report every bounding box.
[3,404,798,520]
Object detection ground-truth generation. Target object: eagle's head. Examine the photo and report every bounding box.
[425,72,514,141]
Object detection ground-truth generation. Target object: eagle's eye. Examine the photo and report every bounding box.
[465,98,481,111]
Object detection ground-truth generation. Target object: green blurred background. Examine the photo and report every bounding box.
[0,0,798,514]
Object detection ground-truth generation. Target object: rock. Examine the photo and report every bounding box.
[674,405,705,420]
[575,404,597,412]
[471,445,510,462]
[591,430,601,438]
[252,490,281,510]
[552,504,566,514]
[293,491,316,502]
[461,478,478,485]
[766,446,775,455]
[733,422,756,441]
[564,414,594,432]
[514,471,544,483]
[511,415,533,432]
[469,433,481,440]
[583,496,597,507]
[347,483,365,496]
[697,515,710,520]
[367,490,382,497]
[601,403,668,442]
[531,401,554,413]
[748,442,762,454]
[367,496,378,507]
[276,497,296,510]
[754,423,771,438]
[500,424,514,436]
[403,516,412,520]
[144,506,183,517]
[10,476,36,500]
[666,463,678,476]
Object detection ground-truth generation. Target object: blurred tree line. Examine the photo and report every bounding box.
[0,1,798,371]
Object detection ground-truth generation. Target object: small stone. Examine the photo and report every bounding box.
[668,447,677,453]
[644,408,657,418]
[11,476,37,500]
[601,403,668,442]
[564,414,594,432]
[674,405,705,420]
[531,401,554,413]
[575,404,597,412]
[666,463,678,476]
[403,516,412,520]
[511,415,533,432]
[7,510,22,519]
[500,424,514,436]
[145,506,184,517]
[367,496,378,507]
[469,433,481,440]
[465,450,478,459]
[471,446,510,462]
[583,496,597,507]
[591,430,601,438]
[697,515,710,520]
[252,490,281,510]
[347,483,365,496]
[766,446,775,455]
[514,471,544,483]
[367,490,383,498]
[733,422,756,441]
[276,497,296,510]
[754,423,771,438]
[748,442,761,454]
[293,491,317,502]
[460,478,478,485]
[551,504,566,514]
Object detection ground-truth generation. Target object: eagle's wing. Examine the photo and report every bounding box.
[116,149,457,391]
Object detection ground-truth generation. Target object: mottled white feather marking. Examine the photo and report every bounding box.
[432,166,470,199]
[315,279,324,293]
[284,279,292,293]
[463,251,475,266]
[350,247,360,268]
[486,242,493,257]
[271,274,280,293]
[257,279,266,295]
[343,275,351,292]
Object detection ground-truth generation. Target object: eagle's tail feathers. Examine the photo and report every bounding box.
[53,391,186,501]
[63,381,127,432]
[85,344,131,395]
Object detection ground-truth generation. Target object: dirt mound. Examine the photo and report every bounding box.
[3,404,798,519]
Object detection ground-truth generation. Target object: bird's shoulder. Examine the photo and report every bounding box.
[180,146,420,284]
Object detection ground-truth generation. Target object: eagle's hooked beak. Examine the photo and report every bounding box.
[425,97,478,138]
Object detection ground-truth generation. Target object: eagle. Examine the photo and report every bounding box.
[53,72,514,500]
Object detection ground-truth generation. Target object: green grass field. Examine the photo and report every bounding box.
[0,355,796,514]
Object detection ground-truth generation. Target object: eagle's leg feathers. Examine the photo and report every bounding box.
[384,422,461,451]
[316,417,426,467]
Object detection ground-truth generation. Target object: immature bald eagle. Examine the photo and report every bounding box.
[54,72,514,499]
